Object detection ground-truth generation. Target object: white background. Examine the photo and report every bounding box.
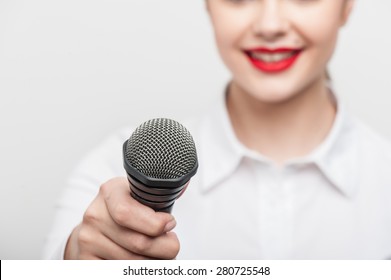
[0,0,390,259]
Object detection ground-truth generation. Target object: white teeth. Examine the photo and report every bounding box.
[250,52,294,62]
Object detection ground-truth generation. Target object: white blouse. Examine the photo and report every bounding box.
[43,91,391,259]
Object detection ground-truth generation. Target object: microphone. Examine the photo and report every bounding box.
[123,118,198,213]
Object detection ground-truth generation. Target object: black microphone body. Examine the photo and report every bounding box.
[123,118,198,213]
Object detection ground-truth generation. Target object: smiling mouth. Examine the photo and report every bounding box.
[249,51,298,63]
[244,48,303,73]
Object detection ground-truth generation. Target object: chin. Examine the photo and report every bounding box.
[243,83,300,105]
[253,93,297,104]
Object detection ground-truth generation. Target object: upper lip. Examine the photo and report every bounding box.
[245,47,303,53]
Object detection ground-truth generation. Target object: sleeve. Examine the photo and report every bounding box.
[41,129,129,259]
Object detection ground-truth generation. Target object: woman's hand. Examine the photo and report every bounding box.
[64,177,179,260]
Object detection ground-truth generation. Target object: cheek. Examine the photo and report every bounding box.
[290,5,342,54]
[212,23,246,71]
[294,14,341,67]
[307,22,339,47]
[213,19,246,50]
[210,8,253,57]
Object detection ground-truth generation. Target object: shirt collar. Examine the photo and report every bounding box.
[306,98,360,197]
[198,86,360,197]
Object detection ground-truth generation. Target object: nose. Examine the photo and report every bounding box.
[252,0,289,41]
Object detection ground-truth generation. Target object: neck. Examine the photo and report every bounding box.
[227,78,336,165]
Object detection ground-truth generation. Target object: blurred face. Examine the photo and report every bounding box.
[207,0,354,103]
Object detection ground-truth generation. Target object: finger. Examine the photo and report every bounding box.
[82,190,157,260]
[100,177,176,236]
[75,224,104,260]
[101,220,180,259]
[89,230,155,260]
[91,192,179,259]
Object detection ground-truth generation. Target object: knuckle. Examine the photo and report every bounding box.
[130,234,152,254]
[83,206,99,225]
[99,181,111,197]
[148,219,167,236]
[99,177,125,198]
[112,202,131,226]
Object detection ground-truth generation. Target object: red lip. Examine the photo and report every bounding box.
[245,47,302,73]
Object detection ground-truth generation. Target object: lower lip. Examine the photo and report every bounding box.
[246,51,301,73]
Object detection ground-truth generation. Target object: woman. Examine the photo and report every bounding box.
[44,0,391,259]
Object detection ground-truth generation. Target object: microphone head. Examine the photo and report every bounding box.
[123,118,198,212]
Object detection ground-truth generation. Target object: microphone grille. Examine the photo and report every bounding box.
[125,118,197,180]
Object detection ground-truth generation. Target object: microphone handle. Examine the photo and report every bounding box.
[127,175,187,213]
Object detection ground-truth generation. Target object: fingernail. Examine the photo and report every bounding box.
[164,219,177,232]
